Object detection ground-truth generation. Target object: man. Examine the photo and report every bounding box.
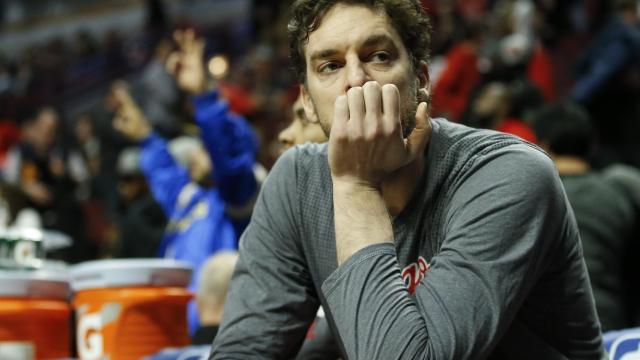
[212,1,604,359]
[145,251,241,360]
[278,94,328,156]
[570,0,640,167]
[112,30,259,334]
[531,102,639,332]
[112,147,166,259]
[4,106,91,262]
[193,251,239,345]
[277,97,341,359]
[464,82,538,143]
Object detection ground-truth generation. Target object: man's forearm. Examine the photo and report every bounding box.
[333,181,394,265]
[321,244,435,360]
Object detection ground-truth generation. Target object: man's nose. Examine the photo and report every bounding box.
[345,59,371,91]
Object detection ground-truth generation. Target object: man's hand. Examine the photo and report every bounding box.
[167,29,209,95]
[111,82,152,141]
[329,81,431,264]
[329,81,430,188]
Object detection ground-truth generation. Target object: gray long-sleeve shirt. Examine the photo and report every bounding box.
[211,119,604,359]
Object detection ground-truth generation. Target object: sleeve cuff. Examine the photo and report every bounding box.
[191,89,220,109]
[139,132,161,147]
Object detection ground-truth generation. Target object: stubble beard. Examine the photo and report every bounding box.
[400,94,418,139]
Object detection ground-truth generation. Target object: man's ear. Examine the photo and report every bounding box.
[300,84,320,124]
[416,60,430,93]
[415,61,431,104]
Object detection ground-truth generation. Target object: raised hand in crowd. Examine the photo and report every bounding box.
[166,29,211,95]
[111,82,152,141]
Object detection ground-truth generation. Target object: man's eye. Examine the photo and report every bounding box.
[370,52,391,63]
[319,62,340,73]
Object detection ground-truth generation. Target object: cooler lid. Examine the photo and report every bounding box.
[0,269,71,299]
[70,259,192,291]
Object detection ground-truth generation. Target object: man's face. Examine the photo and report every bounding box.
[278,95,328,155]
[118,176,144,202]
[33,108,59,152]
[301,3,428,137]
[473,83,508,116]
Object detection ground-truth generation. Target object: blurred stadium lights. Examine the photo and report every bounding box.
[208,55,229,80]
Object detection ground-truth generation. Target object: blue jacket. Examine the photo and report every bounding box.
[139,90,258,333]
[571,16,640,103]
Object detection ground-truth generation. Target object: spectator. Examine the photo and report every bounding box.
[112,30,259,334]
[72,113,101,181]
[464,81,510,129]
[193,251,239,345]
[112,147,166,259]
[0,182,27,228]
[570,0,640,167]
[278,93,327,156]
[430,20,484,122]
[70,111,118,256]
[426,0,468,56]
[531,102,638,331]
[463,81,537,142]
[275,95,341,359]
[603,164,640,326]
[144,91,330,356]
[3,106,92,262]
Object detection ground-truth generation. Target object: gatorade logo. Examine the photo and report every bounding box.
[77,312,103,360]
[305,307,325,340]
[401,256,430,295]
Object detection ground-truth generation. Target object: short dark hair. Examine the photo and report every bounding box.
[288,0,432,84]
[530,102,595,158]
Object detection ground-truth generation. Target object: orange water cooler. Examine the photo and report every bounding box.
[71,259,193,360]
[0,269,71,359]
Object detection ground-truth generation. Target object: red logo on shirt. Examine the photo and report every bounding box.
[402,256,429,294]
[305,320,317,340]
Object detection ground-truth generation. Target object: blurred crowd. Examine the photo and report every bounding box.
[0,0,639,336]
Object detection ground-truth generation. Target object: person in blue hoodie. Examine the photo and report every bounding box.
[111,29,258,334]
